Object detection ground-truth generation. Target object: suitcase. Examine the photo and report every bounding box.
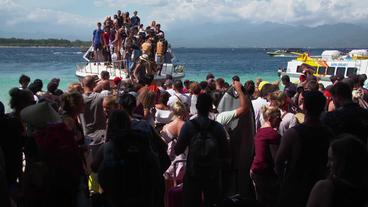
[167,159,186,207]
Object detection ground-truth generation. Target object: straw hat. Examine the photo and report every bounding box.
[139,54,149,61]
[20,102,62,129]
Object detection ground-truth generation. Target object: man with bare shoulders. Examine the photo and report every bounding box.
[111,24,123,61]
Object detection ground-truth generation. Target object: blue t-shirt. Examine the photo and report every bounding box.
[93,29,103,45]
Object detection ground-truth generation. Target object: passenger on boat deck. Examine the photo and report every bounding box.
[156,24,164,37]
[102,26,111,63]
[130,11,140,28]
[92,22,104,62]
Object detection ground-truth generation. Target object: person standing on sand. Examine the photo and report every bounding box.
[92,22,104,62]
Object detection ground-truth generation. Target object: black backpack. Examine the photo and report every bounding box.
[98,129,160,207]
[187,119,220,178]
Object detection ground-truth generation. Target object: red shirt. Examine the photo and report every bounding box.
[251,127,281,175]
[103,32,110,46]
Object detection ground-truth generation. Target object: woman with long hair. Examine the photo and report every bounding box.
[160,101,187,180]
[250,106,282,207]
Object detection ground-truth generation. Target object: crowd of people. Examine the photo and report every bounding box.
[0,70,367,207]
[91,10,174,82]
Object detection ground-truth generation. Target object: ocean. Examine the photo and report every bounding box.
[0,47,324,112]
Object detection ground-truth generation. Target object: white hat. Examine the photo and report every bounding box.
[21,102,62,129]
[139,54,149,61]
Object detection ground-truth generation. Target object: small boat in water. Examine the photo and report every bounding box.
[267,48,305,57]
[278,49,368,86]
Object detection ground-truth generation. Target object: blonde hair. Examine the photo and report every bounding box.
[269,91,286,108]
[261,106,281,121]
[172,101,187,119]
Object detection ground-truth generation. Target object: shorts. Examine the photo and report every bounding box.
[93,43,102,51]
[155,54,164,65]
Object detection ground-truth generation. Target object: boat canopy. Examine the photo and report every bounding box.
[321,50,341,60]
[349,49,368,58]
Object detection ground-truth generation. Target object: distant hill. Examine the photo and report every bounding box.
[2,22,368,48]
[167,22,368,48]
[0,38,91,47]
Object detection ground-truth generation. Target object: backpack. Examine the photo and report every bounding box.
[98,129,159,207]
[187,119,220,178]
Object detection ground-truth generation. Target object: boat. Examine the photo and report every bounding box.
[278,49,368,86]
[76,46,185,83]
[267,48,305,57]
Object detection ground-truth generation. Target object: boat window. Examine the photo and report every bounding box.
[327,67,335,75]
[297,65,303,73]
[346,67,357,77]
[336,67,346,77]
[318,67,326,75]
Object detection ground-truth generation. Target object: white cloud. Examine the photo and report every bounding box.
[6,8,94,27]
[0,0,94,27]
[94,0,368,27]
[94,0,168,7]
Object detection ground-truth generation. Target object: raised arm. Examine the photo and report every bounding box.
[233,81,249,118]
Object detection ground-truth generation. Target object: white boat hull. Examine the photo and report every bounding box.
[76,62,185,83]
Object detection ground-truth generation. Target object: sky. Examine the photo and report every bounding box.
[0,0,368,41]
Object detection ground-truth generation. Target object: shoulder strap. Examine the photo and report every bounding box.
[281,111,289,120]
[174,93,183,104]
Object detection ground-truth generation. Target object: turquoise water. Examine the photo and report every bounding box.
[0,47,323,112]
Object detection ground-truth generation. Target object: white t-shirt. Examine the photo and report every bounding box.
[167,92,191,108]
[279,111,297,136]
[166,88,175,96]
[190,94,198,115]
[189,109,237,127]
[252,97,268,131]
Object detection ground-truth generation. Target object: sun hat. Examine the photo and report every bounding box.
[20,102,62,129]
[139,54,149,61]
[258,81,270,91]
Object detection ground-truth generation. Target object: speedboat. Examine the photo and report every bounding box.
[278,50,368,86]
[76,46,185,82]
[267,48,305,57]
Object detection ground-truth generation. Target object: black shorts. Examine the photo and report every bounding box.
[94,43,102,51]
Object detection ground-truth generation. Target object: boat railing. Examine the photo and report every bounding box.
[76,60,127,77]
[77,61,185,77]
